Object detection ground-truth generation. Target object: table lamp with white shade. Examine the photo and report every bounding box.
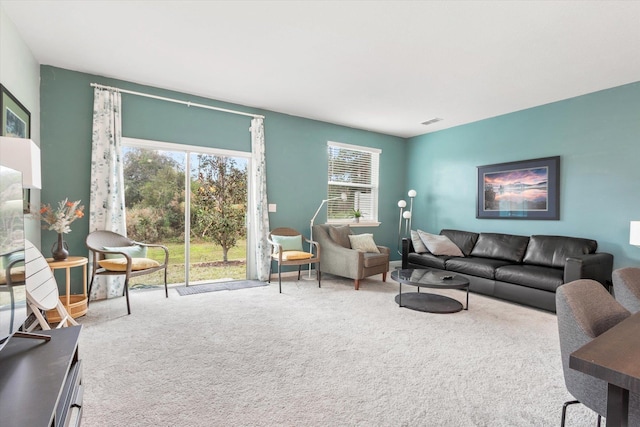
[630,221,640,246]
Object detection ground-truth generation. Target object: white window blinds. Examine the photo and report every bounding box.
[327,141,381,222]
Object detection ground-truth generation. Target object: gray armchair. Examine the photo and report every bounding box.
[556,279,640,426]
[312,224,389,290]
[612,267,640,314]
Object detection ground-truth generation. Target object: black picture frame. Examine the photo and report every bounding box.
[1,84,31,138]
[476,156,560,220]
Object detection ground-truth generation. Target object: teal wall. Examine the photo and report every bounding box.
[406,82,640,269]
[40,66,406,289]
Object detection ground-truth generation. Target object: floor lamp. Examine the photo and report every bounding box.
[397,189,416,255]
[307,192,347,278]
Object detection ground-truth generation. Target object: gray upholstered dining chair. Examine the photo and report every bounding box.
[612,267,640,314]
[556,279,640,426]
[86,230,169,315]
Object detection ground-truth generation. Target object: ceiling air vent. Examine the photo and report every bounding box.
[421,117,443,126]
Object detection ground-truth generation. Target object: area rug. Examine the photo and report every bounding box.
[175,280,267,296]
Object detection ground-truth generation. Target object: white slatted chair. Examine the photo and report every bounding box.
[24,240,78,330]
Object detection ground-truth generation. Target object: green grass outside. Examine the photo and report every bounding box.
[129,240,247,288]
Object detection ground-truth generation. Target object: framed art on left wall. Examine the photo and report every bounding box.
[1,84,31,138]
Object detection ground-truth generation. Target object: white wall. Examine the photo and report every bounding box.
[1,6,41,245]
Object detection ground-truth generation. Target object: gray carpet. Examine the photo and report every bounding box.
[175,280,268,296]
[76,274,595,426]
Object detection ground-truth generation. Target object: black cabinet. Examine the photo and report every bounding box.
[0,326,83,427]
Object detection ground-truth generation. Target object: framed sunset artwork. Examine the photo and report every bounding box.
[477,156,560,220]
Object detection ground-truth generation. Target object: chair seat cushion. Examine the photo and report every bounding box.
[98,257,161,272]
[276,251,314,261]
[363,253,388,268]
[0,266,25,284]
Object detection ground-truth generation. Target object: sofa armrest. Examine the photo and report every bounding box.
[564,252,614,286]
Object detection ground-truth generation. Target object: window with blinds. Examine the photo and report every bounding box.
[327,141,381,223]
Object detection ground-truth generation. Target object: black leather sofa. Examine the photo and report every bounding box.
[403,229,613,312]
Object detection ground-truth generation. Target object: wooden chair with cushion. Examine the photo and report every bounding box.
[85,230,169,315]
[24,240,79,331]
[267,227,320,293]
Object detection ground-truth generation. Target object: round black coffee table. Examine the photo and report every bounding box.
[391,268,470,313]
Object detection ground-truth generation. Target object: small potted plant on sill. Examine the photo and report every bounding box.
[352,209,362,223]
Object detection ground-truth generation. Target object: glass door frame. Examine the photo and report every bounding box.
[122,137,252,286]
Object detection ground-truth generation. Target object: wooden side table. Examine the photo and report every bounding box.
[45,256,88,322]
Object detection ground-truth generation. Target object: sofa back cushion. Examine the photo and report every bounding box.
[470,233,530,263]
[440,229,479,256]
[523,235,597,268]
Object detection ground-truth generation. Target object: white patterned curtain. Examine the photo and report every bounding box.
[250,118,270,281]
[89,87,126,300]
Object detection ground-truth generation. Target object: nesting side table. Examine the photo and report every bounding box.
[45,256,88,322]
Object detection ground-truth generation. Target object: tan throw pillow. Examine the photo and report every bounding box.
[348,234,380,253]
[411,229,429,253]
[280,251,314,261]
[98,258,161,272]
[329,225,352,248]
[417,231,464,257]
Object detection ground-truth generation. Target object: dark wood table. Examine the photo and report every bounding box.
[570,311,640,427]
[391,268,469,313]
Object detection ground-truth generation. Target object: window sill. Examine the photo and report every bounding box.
[327,221,381,228]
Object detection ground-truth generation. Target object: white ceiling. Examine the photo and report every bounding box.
[3,1,640,138]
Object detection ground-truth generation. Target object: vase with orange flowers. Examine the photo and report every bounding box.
[40,198,85,261]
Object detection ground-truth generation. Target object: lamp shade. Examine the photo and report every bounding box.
[397,200,406,208]
[631,221,640,246]
[0,137,41,189]
[408,189,417,198]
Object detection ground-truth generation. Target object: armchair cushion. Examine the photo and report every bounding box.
[329,225,352,248]
[98,257,160,272]
[103,245,148,259]
[348,234,380,253]
[279,251,313,261]
[271,235,303,253]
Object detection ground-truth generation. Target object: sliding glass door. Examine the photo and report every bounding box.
[122,138,250,287]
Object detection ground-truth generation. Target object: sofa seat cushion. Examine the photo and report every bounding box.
[408,252,449,269]
[470,233,530,263]
[445,257,511,280]
[523,235,598,268]
[495,264,564,292]
[363,252,388,268]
